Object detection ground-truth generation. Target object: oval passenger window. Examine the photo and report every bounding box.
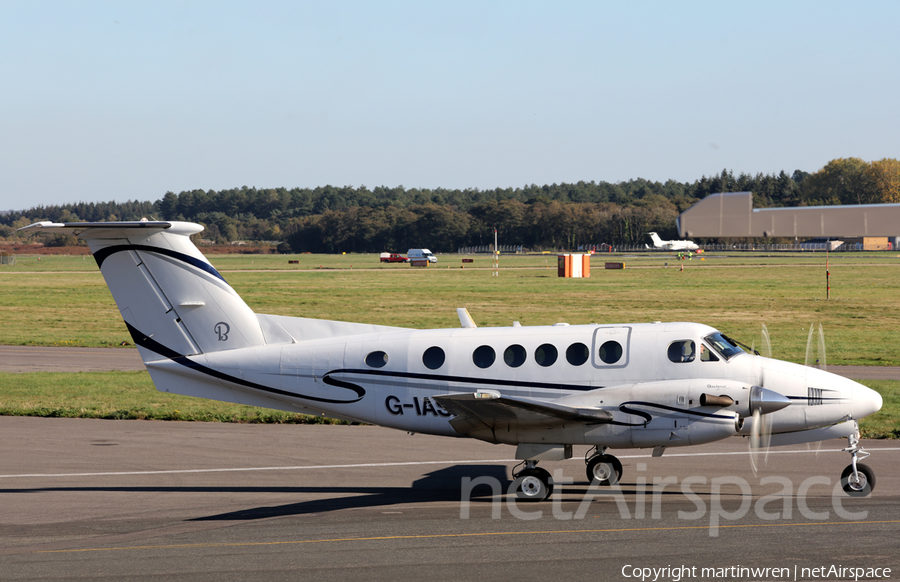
[566,342,589,366]
[599,341,623,364]
[423,346,445,370]
[504,344,526,367]
[365,351,388,368]
[473,345,495,368]
[535,344,558,367]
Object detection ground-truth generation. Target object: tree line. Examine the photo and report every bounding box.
[3,157,897,253]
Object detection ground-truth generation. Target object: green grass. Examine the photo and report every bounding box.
[0,371,345,424]
[2,252,900,362]
[856,380,900,439]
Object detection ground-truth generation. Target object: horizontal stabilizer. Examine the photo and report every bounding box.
[18,220,181,235]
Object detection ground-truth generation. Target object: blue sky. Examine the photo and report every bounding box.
[2,1,899,208]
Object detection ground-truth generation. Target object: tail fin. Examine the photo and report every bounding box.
[648,232,663,247]
[21,221,265,360]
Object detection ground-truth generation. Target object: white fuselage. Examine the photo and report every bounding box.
[149,320,880,449]
[649,232,700,251]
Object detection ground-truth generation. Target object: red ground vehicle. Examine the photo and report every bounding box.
[379,253,409,263]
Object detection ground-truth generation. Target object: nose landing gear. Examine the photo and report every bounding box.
[841,422,875,497]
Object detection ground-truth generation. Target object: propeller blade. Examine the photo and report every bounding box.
[748,407,774,476]
[817,323,826,370]
[749,408,762,475]
[805,323,827,369]
[759,323,772,359]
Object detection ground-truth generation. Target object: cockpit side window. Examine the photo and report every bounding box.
[700,343,719,362]
[667,340,695,363]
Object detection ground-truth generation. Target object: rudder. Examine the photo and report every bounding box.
[22,221,266,360]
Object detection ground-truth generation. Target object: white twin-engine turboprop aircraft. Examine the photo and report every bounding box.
[22,221,883,501]
[647,231,700,251]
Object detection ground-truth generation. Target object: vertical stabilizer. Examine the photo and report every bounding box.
[21,221,265,360]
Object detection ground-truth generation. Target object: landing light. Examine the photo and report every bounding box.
[475,391,501,399]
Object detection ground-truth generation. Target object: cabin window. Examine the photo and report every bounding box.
[566,342,589,366]
[504,344,526,367]
[473,345,495,368]
[535,344,558,367]
[598,340,623,364]
[667,340,696,363]
[423,346,445,370]
[365,351,388,368]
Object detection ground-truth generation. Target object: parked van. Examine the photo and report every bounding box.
[407,248,437,263]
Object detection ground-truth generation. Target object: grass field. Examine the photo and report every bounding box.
[3,251,898,364]
[1,250,898,435]
[0,371,341,424]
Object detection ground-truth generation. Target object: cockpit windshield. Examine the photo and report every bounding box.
[704,332,746,360]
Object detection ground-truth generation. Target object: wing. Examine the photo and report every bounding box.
[433,391,612,438]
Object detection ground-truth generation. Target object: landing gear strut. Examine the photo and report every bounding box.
[512,460,553,501]
[841,422,875,497]
[585,446,623,485]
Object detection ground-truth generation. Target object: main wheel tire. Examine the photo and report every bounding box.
[586,454,623,485]
[840,463,875,497]
[514,467,553,501]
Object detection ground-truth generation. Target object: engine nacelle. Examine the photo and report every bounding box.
[630,410,740,448]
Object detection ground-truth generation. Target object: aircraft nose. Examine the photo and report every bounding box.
[806,367,883,420]
[850,381,883,419]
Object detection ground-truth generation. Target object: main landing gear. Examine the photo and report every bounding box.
[841,422,875,497]
[585,446,623,486]
[513,446,624,502]
[512,461,553,502]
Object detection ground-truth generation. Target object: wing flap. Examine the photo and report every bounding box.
[433,392,612,437]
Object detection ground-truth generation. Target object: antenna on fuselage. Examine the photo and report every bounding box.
[457,308,477,328]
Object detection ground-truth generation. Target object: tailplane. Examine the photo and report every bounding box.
[21,221,266,360]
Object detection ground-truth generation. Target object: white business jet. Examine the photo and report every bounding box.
[647,231,700,251]
[22,221,882,501]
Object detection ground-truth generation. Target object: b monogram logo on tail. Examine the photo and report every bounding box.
[214,322,230,341]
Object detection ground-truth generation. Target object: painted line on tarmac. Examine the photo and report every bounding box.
[2,447,898,480]
[35,520,900,554]
[0,459,515,479]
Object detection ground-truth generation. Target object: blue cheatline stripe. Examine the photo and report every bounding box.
[611,401,737,427]
[124,326,741,424]
[125,323,365,404]
[619,401,735,419]
[786,396,843,401]
[328,367,599,392]
[93,244,227,283]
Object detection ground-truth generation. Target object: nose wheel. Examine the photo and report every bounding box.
[841,422,875,497]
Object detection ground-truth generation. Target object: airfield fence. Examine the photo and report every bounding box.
[457,242,886,254]
[589,242,873,253]
[457,245,525,254]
